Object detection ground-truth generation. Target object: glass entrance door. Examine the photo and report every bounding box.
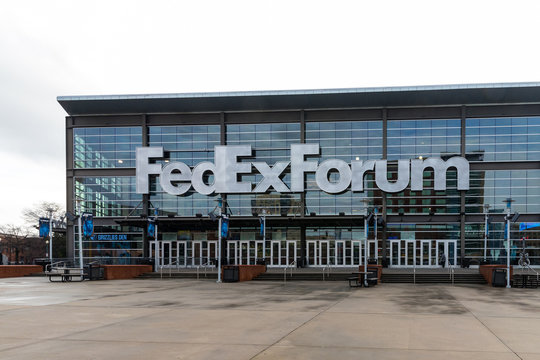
[240,241,249,264]
[437,240,457,268]
[271,241,282,266]
[286,241,297,266]
[335,241,346,266]
[404,241,415,266]
[420,241,430,266]
[177,241,187,266]
[227,241,238,265]
[351,241,361,266]
[390,240,401,266]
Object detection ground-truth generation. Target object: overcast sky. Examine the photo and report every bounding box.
[1,0,539,228]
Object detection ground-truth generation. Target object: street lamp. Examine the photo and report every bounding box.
[361,198,371,286]
[503,198,516,289]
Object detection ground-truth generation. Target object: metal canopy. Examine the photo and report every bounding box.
[58,82,540,116]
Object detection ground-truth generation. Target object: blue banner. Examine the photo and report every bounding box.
[221,215,229,239]
[82,213,94,237]
[39,218,50,238]
[259,217,264,236]
[147,218,156,239]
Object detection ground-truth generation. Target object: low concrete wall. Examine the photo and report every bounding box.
[0,265,43,278]
[102,265,153,280]
[479,264,514,285]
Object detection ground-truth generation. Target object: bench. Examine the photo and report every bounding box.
[45,268,85,282]
[348,270,378,288]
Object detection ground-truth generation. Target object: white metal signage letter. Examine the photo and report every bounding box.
[136,147,163,194]
[375,160,410,193]
[290,144,319,192]
[160,162,192,195]
[410,157,470,191]
[253,161,290,193]
[214,145,252,193]
[315,159,352,193]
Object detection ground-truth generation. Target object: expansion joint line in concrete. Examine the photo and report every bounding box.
[248,286,355,359]
[457,297,524,360]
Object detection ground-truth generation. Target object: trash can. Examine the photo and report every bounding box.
[223,265,239,282]
[85,263,103,281]
[492,268,507,287]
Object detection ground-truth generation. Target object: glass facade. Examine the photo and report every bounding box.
[466,117,540,161]
[227,123,302,216]
[305,121,383,216]
[69,112,539,267]
[387,119,461,160]
[74,177,142,217]
[74,127,142,168]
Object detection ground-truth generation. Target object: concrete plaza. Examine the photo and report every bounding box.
[0,277,539,360]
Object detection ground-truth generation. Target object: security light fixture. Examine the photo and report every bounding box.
[195,213,202,218]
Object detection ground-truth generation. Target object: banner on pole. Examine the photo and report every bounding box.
[82,213,94,237]
[39,218,50,238]
[147,217,156,239]
[221,215,229,240]
[259,217,265,236]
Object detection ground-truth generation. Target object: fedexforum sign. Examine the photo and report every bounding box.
[136,144,469,195]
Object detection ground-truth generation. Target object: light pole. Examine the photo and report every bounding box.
[76,200,83,269]
[503,198,514,289]
[217,205,222,283]
[483,204,490,261]
[47,208,54,265]
[361,198,371,286]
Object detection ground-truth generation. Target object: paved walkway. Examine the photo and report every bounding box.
[0,277,539,360]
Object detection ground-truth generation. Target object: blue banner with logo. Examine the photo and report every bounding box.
[82,213,94,237]
[39,218,50,238]
[259,217,264,236]
[221,215,229,239]
[147,217,156,239]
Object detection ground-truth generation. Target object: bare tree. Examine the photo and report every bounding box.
[22,201,65,232]
[0,224,30,264]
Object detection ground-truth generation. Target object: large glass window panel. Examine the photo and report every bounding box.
[466,116,540,161]
[74,177,141,217]
[74,127,142,168]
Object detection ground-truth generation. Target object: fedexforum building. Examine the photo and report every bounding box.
[58,83,540,269]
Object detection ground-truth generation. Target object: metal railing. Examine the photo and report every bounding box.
[283,261,296,283]
[449,264,455,285]
[197,261,214,280]
[525,264,540,282]
[322,263,331,281]
[45,260,69,272]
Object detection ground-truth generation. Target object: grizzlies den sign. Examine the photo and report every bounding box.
[136,144,469,195]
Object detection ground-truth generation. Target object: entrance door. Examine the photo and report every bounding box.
[286,241,297,266]
[335,241,346,266]
[352,241,362,266]
[307,241,317,266]
[437,240,457,267]
[420,241,430,266]
[319,241,330,266]
[161,241,172,267]
[367,240,377,262]
[404,240,415,266]
[150,241,159,268]
[390,240,401,266]
[240,241,249,264]
[271,241,281,266]
[227,241,238,265]
[255,241,264,262]
[177,241,187,266]
[206,241,217,265]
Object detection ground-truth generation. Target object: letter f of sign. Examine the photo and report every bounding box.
[136,147,164,194]
[252,162,290,192]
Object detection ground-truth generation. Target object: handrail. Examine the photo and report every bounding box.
[525,264,539,281]
[46,261,67,272]
[450,265,455,285]
[322,263,331,281]
[283,261,296,283]
[413,264,416,284]
[197,261,211,280]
